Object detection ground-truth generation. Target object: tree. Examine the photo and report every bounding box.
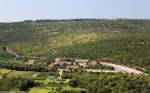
[68,79,80,88]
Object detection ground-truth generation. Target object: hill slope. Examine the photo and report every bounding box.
[0,19,150,72]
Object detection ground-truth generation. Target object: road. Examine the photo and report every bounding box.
[99,62,144,74]
[85,69,119,73]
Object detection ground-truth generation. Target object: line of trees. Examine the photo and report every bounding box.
[0,76,39,91]
[0,61,48,72]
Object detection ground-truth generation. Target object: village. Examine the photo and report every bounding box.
[48,58,88,71]
[46,57,145,80]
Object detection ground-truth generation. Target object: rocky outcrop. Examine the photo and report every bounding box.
[1,46,19,58]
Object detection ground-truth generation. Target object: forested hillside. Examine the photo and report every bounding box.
[0,19,150,72]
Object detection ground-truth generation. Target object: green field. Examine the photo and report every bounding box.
[0,68,10,73]
[29,79,85,93]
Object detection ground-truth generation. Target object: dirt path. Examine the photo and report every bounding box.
[32,72,40,77]
[58,69,64,77]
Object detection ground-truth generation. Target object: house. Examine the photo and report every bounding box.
[75,59,88,62]
[88,60,98,66]
[25,60,35,65]
[78,61,87,67]
[47,57,64,70]
[53,58,64,65]
[47,64,53,70]
[75,59,88,67]
[67,64,80,71]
